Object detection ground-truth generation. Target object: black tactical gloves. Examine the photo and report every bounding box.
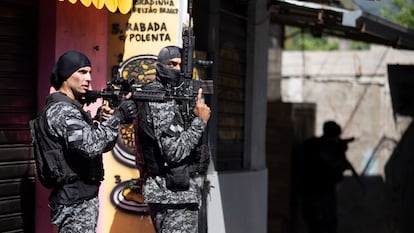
[114,100,138,124]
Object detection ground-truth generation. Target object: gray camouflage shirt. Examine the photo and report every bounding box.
[44,92,121,205]
[46,95,120,158]
[142,82,207,205]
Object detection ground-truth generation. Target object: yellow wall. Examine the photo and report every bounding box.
[102,1,187,233]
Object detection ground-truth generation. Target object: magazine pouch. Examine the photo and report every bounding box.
[165,165,190,192]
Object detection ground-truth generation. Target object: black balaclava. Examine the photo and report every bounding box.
[50,50,91,90]
[156,46,182,87]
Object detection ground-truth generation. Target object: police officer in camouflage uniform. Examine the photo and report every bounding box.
[41,51,137,233]
[137,46,211,233]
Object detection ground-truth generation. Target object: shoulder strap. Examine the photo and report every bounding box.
[47,93,93,124]
[137,101,155,140]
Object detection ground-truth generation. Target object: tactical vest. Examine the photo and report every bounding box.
[30,92,104,188]
[137,100,210,192]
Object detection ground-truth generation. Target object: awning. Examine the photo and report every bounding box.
[269,0,414,50]
[59,0,133,14]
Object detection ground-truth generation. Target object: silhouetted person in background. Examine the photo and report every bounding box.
[295,120,355,233]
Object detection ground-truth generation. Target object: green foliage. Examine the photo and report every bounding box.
[349,41,370,50]
[380,0,414,29]
[284,26,369,51]
[284,27,339,51]
[284,35,339,51]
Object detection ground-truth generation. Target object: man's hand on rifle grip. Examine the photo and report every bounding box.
[100,92,133,121]
[193,88,211,123]
[99,100,116,121]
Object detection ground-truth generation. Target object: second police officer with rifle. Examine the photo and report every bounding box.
[137,45,211,233]
[80,1,213,231]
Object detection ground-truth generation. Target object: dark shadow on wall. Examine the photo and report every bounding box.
[292,160,396,233]
[336,175,392,233]
[384,120,414,233]
[289,124,398,233]
[385,64,414,233]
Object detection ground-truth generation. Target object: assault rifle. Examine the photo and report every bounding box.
[83,77,213,107]
[181,2,212,233]
[179,0,213,129]
[339,137,365,191]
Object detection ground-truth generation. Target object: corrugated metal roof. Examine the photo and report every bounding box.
[281,45,414,77]
[270,0,414,50]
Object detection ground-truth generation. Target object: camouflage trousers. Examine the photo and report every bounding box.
[149,203,199,233]
[50,197,99,233]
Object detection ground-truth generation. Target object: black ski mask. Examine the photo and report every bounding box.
[50,50,91,89]
[156,46,182,87]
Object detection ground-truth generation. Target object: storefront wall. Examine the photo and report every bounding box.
[36,1,108,233]
[35,1,270,233]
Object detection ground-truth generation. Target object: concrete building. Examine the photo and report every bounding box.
[280,45,414,233]
[0,0,413,233]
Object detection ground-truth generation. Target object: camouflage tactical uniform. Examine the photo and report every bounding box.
[44,92,121,233]
[139,80,207,233]
[50,197,99,233]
